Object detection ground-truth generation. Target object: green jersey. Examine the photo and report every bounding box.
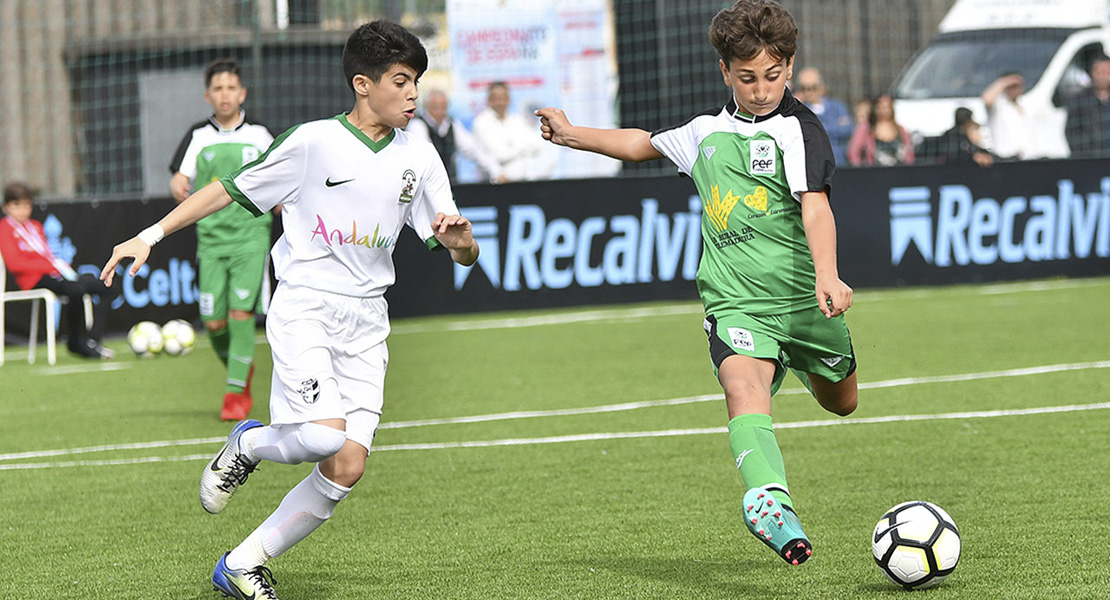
[650,93,836,316]
[170,113,275,257]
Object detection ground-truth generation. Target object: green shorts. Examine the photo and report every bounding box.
[704,306,856,396]
[197,252,267,321]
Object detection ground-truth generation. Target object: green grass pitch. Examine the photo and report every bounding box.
[1,277,1108,599]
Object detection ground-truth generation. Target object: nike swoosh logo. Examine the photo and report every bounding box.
[325,177,354,187]
[735,448,755,469]
[209,445,229,472]
[874,521,909,543]
[230,579,256,600]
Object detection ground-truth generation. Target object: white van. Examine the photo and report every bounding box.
[892,0,1110,158]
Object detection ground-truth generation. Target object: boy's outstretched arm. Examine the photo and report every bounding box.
[800,191,852,319]
[100,180,235,285]
[535,107,664,162]
[432,212,479,267]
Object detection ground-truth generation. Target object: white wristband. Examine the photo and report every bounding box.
[137,224,165,247]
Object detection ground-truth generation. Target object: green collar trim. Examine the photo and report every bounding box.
[336,113,395,153]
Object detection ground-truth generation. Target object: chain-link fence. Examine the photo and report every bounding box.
[18,0,1101,200]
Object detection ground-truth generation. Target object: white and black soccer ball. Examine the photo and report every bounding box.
[872,501,961,590]
[161,319,196,356]
[127,321,164,357]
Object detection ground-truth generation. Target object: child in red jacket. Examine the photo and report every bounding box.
[1,182,118,359]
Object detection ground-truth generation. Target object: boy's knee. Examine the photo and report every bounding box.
[295,423,348,463]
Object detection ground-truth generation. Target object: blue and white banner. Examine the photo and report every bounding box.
[10,159,1108,336]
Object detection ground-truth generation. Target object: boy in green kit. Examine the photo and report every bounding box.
[536,0,858,565]
[169,58,275,420]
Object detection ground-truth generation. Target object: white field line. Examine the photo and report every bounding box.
[3,402,1108,471]
[1,360,1108,470]
[26,278,1103,372]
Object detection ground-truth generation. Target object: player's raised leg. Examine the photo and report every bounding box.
[721,355,812,564]
[216,433,368,596]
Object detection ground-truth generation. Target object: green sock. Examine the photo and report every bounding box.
[207,325,230,366]
[728,413,793,510]
[225,316,256,393]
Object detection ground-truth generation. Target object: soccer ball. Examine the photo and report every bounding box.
[872,501,961,590]
[161,319,196,356]
[127,321,164,357]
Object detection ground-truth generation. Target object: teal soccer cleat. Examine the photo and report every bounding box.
[743,486,813,565]
[200,419,262,514]
[212,553,278,600]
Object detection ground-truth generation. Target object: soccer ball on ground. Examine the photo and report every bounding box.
[161,319,197,356]
[127,321,164,357]
[872,501,961,590]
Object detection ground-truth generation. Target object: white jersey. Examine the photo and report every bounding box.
[221,114,458,298]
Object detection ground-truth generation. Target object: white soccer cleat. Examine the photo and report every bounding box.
[200,419,263,514]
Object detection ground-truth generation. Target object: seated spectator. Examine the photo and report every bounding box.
[406,89,506,184]
[0,182,118,359]
[852,97,872,131]
[847,94,915,166]
[793,67,854,166]
[918,107,994,167]
[1065,55,1110,158]
[981,73,1032,160]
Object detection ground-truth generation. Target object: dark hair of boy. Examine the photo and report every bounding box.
[204,58,242,88]
[3,181,36,204]
[342,19,429,91]
[709,0,798,64]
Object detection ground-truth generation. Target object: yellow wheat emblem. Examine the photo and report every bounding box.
[707,185,741,231]
[744,186,769,212]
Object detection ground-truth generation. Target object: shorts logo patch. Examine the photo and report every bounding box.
[297,378,320,404]
[233,287,250,300]
[726,327,755,352]
[198,292,215,317]
[749,139,776,175]
[820,356,844,367]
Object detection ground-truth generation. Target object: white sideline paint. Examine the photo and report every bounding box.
[2,402,1108,470]
[1,360,1108,470]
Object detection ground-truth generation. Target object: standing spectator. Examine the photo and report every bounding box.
[981,73,1033,160]
[168,58,275,421]
[472,81,551,181]
[847,94,914,166]
[1065,55,1110,158]
[0,182,118,359]
[406,89,506,183]
[793,67,854,166]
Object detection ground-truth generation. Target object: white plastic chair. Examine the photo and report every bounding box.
[0,253,93,366]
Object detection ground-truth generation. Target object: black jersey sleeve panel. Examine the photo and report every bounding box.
[649,105,722,138]
[167,119,212,174]
[245,118,275,138]
[795,108,836,199]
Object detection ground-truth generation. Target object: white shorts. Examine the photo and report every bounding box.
[266,283,390,451]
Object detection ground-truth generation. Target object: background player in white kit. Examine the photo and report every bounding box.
[101,20,478,600]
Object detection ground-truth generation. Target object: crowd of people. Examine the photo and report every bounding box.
[794,56,1110,169]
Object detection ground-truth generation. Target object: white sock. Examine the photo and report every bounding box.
[226,465,352,570]
[245,423,347,464]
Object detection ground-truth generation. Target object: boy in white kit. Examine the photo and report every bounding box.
[100,20,478,600]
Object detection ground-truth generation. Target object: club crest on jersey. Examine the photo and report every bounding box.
[749,139,776,175]
[297,378,320,404]
[399,169,416,203]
